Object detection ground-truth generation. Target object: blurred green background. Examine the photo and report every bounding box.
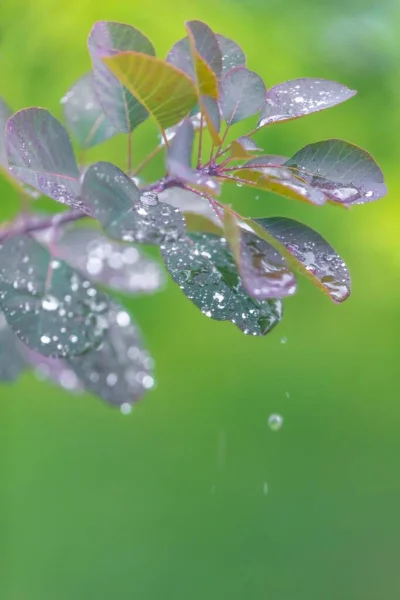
[1,0,400,598]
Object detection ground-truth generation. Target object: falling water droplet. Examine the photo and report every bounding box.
[120,402,132,415]
[263,482,269,495]
[280,336,287,344]
[268,413,283,431]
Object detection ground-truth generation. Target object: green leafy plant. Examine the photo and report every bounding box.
[0,20,387,409]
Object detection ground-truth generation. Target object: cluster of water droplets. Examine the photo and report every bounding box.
[67,302,155,407]
[0,236,110,357]
[161,233,283,336]
[53,228,165,295]
[255,218,350,302]
[258,78,355,127]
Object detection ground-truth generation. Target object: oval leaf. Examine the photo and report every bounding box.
[102,52,198,132]
[223,210,296,299]
[161,233,283,336]
[249,217,351,302]
[216,34,246,76]
[258,78,357,127]
[52,227,165,295]
[61,73,117,148]
[220,67,266,124]
[6,108,82,209]
[68,302,154,407]
[81,162,186,245]
[0,235,110,357]
[88,21,155,133]
[0,313,27,382]
[284,139,386,204]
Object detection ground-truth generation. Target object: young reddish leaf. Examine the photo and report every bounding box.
[0,235,110,357]
[284,139,386,205]
[67,301,154,407]
[223,209,296,299]
[81,162,186,245]
[161,233,282,336]
[52,227,165,295]
[167,120,220,192]
[232,155,326,205]
[230,137,263,160]
[0,313,27,382]
[88,21,155,133]
[258,78,357,127]
[102,52,198,132]
[5,108,82,209]
[61,73,117,148]
[247,217,351,302]
[220,67,266,124]
[215,34,246,76]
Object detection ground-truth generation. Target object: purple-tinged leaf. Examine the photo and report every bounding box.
[52,227,165,295]
[167,119,194,167]
[0,235,110,357]
[81,162,186,245]
[284,139,386,205]
[258,78,356,127]
[161,233,283,336]
[162,111,201,146]
[220,67,266,124]
[0,97,12,169]
[248,217,351,302]
[167,120,220,192]
[88,21,155,133]
[237,136,262,152]
[18,343,83,393]
[215,34,246,76]
[0,313,27,382]
[61,73,117,148]
[159,187,221,226]
[5,108,82,209]
[166,37,194,78]
[223,210,296,300]
[185,20,222,79]
[67,301,154,407]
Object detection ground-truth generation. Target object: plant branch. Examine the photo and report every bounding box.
[0,210,87,242]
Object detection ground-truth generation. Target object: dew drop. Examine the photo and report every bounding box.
[40,335,51,345]
[41,295,59,312]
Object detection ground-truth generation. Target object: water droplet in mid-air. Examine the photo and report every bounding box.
[280,336,287,344]
[268,413,283,431]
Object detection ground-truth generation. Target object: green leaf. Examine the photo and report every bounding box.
[284,139,386,205]
[81,162,186,245]
[159,187,221,227]
[247,217,351,302]
[102,52,198,132]
[161,233,283,336]
[68,302,154,407]
[223,210,296,300]
[5,108,82,209]
[61,73,117,148]
[0,235,110,357]
[0,313,27,382]
[88,21,155,133]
